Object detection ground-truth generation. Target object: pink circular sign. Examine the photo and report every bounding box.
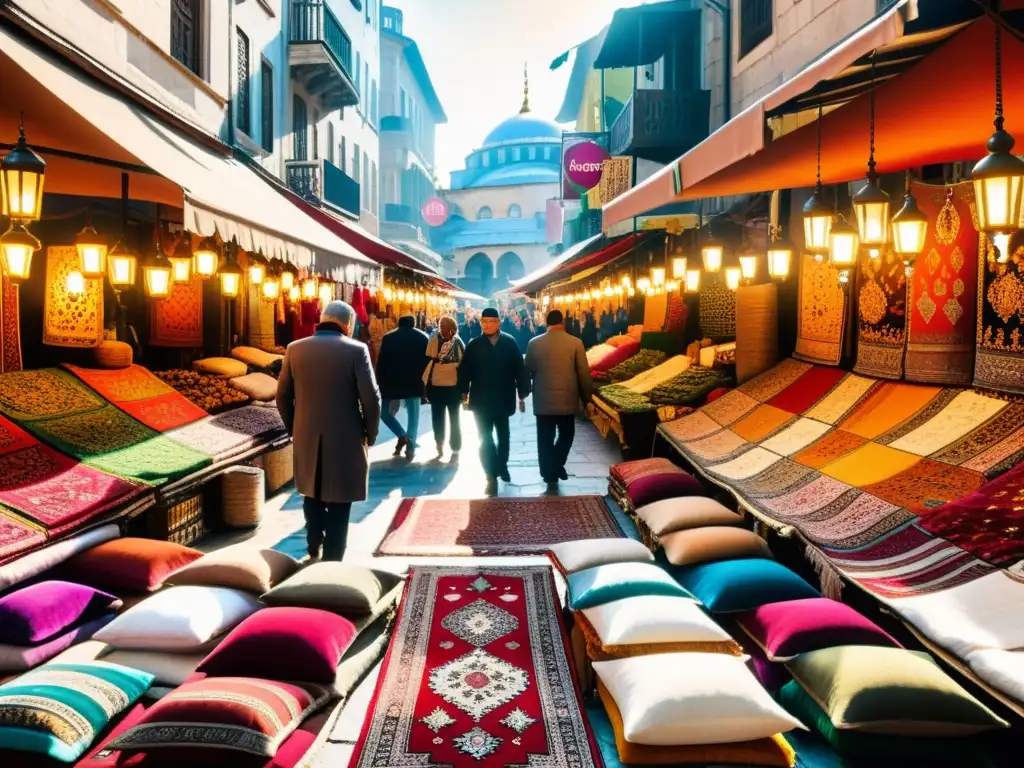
[421,197,449,227]
[563,141,609,191]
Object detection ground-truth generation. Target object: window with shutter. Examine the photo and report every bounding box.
[739,0,773,59]
[170,0,202,76]
[293,96,308,160]
[260,59,273,152]
[236,28,251,135]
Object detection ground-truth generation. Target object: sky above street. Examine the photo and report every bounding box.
[387,0,630,187]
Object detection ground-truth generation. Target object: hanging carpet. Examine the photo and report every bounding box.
[974,230,1024,394]
[0,276,21,372]
[149,276,203,347]
[42,245,104,348]
[698,271,736,338]
[793,254,846,366]
[348,566,602,768]
[853,245,907,379]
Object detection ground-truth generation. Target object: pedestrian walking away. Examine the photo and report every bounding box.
[458,306,531,496]
[376,314,430,460]
[423,315,465,462]
[524,309,594,491]
[276,301,381,562]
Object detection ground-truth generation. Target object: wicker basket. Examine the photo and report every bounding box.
[263,443,294,495]
[222,466,265,528]
[148,493,206,545]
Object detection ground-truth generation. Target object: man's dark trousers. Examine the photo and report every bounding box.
[537,414,575,483]
[302,497,352,560]
[473,410,510,480]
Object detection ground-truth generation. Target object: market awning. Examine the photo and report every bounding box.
[593,1,698,70]
[0,25,372,271]
[506,233,604,295]
[514,233,644,295]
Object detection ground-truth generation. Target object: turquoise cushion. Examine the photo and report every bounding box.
[566,561,697,611]
[0,661,153,762]
[665,557,819,613]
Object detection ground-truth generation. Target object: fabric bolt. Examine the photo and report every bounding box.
[792,430,868,469]
[42,246,104,348]
[888,390,1007,457]
[731,405,795,443]
[854,246,908,379]
[820,443,921,488]
[150,276,204,347]
[760,418,833,457]
[861,459,985,515]
[698,272,736,338]
[837,381,942,440]
[802,373,879,425]
[737,358,813,403]
[794,254,847,366]
[735,283,780,385]
[767,366,848,415]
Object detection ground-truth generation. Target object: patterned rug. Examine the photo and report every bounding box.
[64,364,207,431]
[150,275,203,347]
[794,255,847,366]
[42,246,104,348]
[166,405,286,462]
[0,276,20,373]
[375,496,624,556]
[349,566,601,768]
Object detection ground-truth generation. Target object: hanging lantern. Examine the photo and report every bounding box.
[636,277,651,294]
[672,256,687,279]
[106,239,137,290]
[0,125,46,221]
[651,266,666,287]
[281,266,295,292]
[725,266,741,291]
[220,257,243,299]
[614,285,624,296]
[620,274,631,288]
[74,219,107,279]
[141,249,173,299]
[249,253,266,285]
[738,249,758,281]
[302,274,318,299]
[193,236,220,278]
[685,269,701,293]
[0,221,39,284]
[700,232,724,272]
[603,284,613,297]
[853,57,891,249]
[829,216,859,267]
[318,281,333,306]
[891,185,928,260]
[170,236,193,283]
[288,285,300,302]
[803,105,832,253]
[992,233,1012,264]
[66,270,85,298]
[262,273,281,301]
[383,286,394,302]
[767,235,793,280]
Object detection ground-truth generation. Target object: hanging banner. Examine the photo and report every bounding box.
[560,131,609,200]
[598,156,633,206]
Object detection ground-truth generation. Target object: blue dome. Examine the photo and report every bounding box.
[482,113,562,148]
[465,163,561,189]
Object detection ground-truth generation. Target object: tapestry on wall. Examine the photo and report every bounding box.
[793,253,846,366]
[698,271,736,339]
[150,276,203,347]
[247,285,276,350]
[974,233,1024,394]
[854,245,906,379]
[0,277,21,372]
[42,246,103,348]
[735,283,779,384]
[904,181,978,385]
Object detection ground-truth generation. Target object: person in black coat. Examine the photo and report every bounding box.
[458,307,531,495]
[376,315,429,460]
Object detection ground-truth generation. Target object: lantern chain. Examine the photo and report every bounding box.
[815,103,823,193]
[868,57,876,178]
[995,19,1004,132]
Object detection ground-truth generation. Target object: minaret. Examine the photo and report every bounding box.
[519,63,531,114]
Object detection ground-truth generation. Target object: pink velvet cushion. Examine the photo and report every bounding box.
[590,340,640,373]
[736,597,900,662]
[195,606,357,684]
[610,457,703,508]
[0,580,120,645]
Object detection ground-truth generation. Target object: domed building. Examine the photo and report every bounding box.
[431,75,563,297]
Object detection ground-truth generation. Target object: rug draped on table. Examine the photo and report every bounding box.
[853,245,907,379]
[375,495,624,556]
[794,255,847,366]
[349,566,602,768]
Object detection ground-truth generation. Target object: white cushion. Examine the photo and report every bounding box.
[548,538,653,575]
[593,653,804,746]
[93,586,262,651]
[582,596,733,647]
[966,649,1024,705]
[101,649,205,687]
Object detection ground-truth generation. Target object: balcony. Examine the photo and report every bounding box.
[610,88,711,163]
[384,203,419,226]
[285,158,360,218]
[289,1,358,110]
[382,6,404,35]
[381,115,413,132]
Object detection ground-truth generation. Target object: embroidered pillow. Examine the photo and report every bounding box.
[609,458,703,508]
[547,538,653,577]
[0,581,121,645]
[666,558,820,613]
[261,562,404,617]
[634,497,743,537]
[60,538,203,593]
[736,598,900,662]
[0,661,153,762]
[567,562,697,611]
[660,527,772,567]
[166,545,300,594]
[196,607,357,684]
[107,677,331,758]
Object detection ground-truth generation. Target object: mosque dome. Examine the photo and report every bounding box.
[482,113,562,149]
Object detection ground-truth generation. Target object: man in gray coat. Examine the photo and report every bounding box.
[524,309,594,490]
[276,300,381,561]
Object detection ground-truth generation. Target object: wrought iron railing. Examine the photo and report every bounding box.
[290,1,353,76]
[286,159,360,217]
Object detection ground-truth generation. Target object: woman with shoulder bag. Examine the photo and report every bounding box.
[423,316,465,462]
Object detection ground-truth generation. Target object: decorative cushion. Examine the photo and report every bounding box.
[593,653,804,746]
[785,646,1008,736]
[742,633,792,693]
[102,649,205,688]
[736,598,900,662]
[196,606,357,685]
[578,595,739,659]
[107,677,331,758]
[193,356,248,378]
[567,562,697,611]
[635,497,743,537]
[166,545,300,594]
[666,557,820,613]
[0,524,119,593]
[0,581,121,645]
[93,340,133,369]
[585,344,617,367]
[547,538,654,577]
[261,562,404,617]
[0,661,153,762]
[660,527,772,567]
[597,680,796,767]
[228,372,278,401]
[591,340,640,373]
[610,458,703,508]
[93,586,263,651]
[60,538,203,593]
[231,345,283,368]
[0,613,116,673]
[605,334,634,348]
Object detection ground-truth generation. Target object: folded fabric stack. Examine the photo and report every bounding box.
[165,404,287,463]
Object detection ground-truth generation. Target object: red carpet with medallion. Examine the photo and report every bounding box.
[375,495,624,556]
[349,566,602,767]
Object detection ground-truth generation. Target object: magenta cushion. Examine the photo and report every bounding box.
[0,612,116,672]
[744,633,792,692]
[736,597,900,662]
[610,458,704,509]
[591,341,640,373]
[0,580,120,645]
[195,606,357,684]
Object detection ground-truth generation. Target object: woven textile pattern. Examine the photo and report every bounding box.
[735,283,779,385]
[794,254,846,366]
[0,508,46,562]
[0,368,103,422]
[975,233,1024,394]
[149,276,203,347]
[905,182,978,385]
[247,283,277,350]
[83,435,211,486]
[42,246,103,348]
[1,276,21,372]
[699,272,737,338]
[349,567,601,768]
[854,245,907,379]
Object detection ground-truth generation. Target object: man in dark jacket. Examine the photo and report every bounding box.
[376,314,429,459]
[458,307,531,495]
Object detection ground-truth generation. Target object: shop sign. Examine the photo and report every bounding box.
[421,197,449,227]
[561,131,610,200]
